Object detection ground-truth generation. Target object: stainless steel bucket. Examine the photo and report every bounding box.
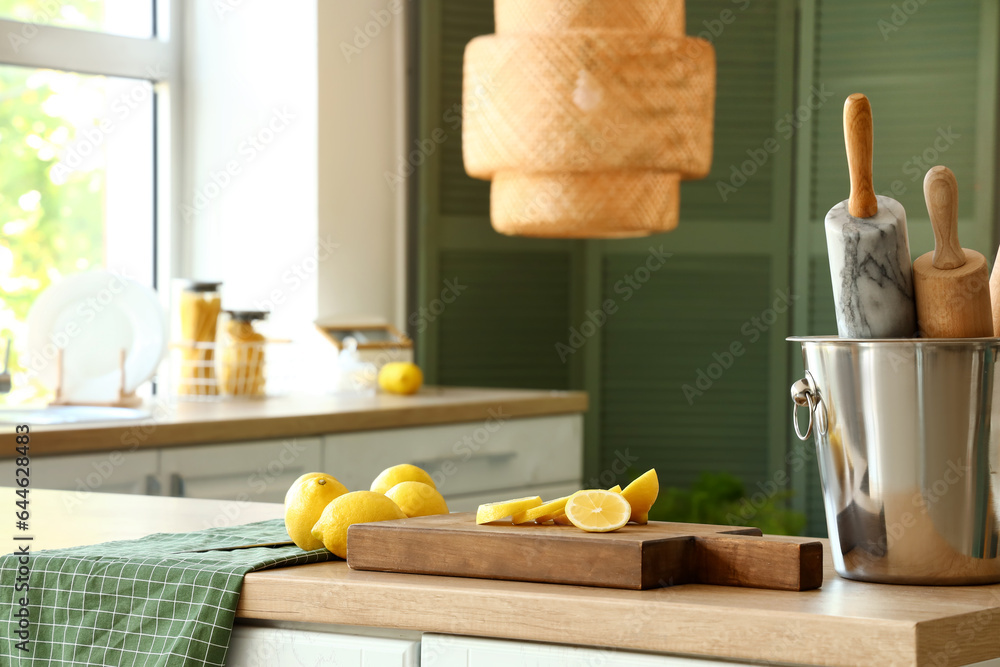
[789,336,1000,585]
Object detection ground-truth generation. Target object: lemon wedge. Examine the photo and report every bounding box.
[621,468,658,524]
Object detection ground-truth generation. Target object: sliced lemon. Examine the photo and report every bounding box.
[537,484,623,524]
[565,489,631,533]
[620,468,658,523]
[513,495,571,524]
[476,496,542,524]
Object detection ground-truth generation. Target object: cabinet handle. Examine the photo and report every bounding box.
[144,474,161,496]
[410,450,516,471]
[169,473,185,497]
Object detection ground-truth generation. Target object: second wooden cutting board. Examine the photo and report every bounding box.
[347,513,823,591]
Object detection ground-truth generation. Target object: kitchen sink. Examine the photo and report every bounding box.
[0,406,150,426]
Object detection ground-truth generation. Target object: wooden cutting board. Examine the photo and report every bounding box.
[347,513,823,591]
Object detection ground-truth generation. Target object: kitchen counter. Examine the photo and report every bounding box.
[17,489,1000,667]
[0,387,587,457]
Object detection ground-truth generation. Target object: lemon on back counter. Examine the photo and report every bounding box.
[378,362,423,395]
[284,474,349,551]
[385,481,449,517]
[370,463,436,495]
[311,491,407,558]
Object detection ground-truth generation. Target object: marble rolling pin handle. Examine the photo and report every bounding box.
[824,93,916,338]
[844,93,878,218]
[912,166,992,338]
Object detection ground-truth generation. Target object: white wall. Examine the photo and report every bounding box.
[180,0,407,334]
[181,0,319,334]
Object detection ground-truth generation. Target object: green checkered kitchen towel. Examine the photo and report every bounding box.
[0,519,333,667]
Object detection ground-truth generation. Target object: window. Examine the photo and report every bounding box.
[0,1,173,404]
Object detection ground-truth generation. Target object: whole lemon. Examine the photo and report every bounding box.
[370,463,436,495]
[385,481,449,517]
[285,472,327,505]
[310,491,407,558]
[378,362,423,395]
[284,474,349,550]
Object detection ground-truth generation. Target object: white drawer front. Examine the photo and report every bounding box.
[226,625,419,666]
[0,450,159,498]
[422,634,742,667]
[323,415,582,498]
[160,438,322,504]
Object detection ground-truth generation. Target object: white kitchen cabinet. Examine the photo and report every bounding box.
[160,438,322,504]
[0,450,159,496]
[225,625,418,666]
[323,415,583,502]
[420,635,1000,667]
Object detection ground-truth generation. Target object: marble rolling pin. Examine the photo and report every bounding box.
[825,93,916,338]
[913,166,992,337]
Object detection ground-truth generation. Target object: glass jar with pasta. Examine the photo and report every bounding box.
[177,281,222,396]
[219,310,268,397]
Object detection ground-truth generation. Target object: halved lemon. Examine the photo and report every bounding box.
[513,495,571,524]
[476,496,542,524]
[621,469,658,524]
[564,489,631,533]
[540,484,624,524]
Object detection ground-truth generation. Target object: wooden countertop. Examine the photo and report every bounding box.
[0,387,587,458]
[18,489,1000,667]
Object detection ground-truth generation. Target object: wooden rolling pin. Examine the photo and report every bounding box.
[824,94,916,338]
[990,247,1000,336]
[913,166,992,338]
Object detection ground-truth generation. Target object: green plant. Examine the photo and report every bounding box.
[649,471,806,536]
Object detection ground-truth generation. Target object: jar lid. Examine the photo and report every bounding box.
[180,280,222,292]
[224,309,269,322]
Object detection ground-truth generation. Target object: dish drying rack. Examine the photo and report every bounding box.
[170,339,291,400]
[51,348,142,408]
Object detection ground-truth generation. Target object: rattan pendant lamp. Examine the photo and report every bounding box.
[462,0,716,238]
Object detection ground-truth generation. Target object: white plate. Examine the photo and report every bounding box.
[26,271,166,403]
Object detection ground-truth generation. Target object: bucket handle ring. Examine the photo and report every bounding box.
[790,370,828,441]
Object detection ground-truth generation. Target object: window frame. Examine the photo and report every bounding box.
[0,1,181,294]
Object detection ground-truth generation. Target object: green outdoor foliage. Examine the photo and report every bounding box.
[0,0,108,405]
[650,471,807,536]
